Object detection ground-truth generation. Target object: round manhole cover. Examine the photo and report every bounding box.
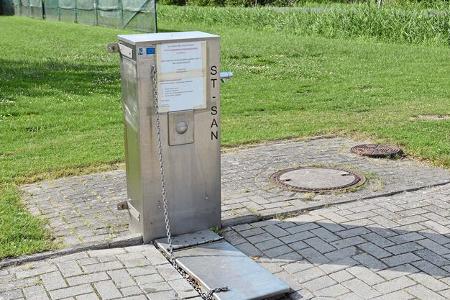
[351,144,403,158]
[271,167,365,192]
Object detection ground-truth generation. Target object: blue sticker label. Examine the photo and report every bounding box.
[146,47,155,55]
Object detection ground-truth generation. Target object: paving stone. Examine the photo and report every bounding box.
[141,281,172,293]
[262,225,290,238]
[315,284,349,297]
[167,278,197,299]
[0,289,23,300]
[49,284,94,300]
[88,248,127,257]
[75,293,100,300]
[342,278,381,299]
[263,245,293,258]
[310,227,340,243]
[108,269,135,288]
[41,271,67,291]
[329,270,354,283]
[385,242,423,255]
[282,262,313,274]
[318,257,357,275]
[234,242,263,257]
[372,290,414,300]
[246,232,274,244]
[279,231,314,244]
[411,260,448,277]
[81,261,123,273]
[331,236,366,249]
[120,286,143,297]
[373,277,416,294]
[417,239,450,256]
[145,290,178,300]
[406,284,447,300]
[135,274,165,286]
[408,273,448,291]
[294,267,326,283]
[57,261,83,277]
[302,275,336,292]
[16,264,58,279]
[127,266,157,277]
[325,246,358,261]
[93,280,122,300]
[382,253,421,267]
[23,285,49,300]
[237,227,265,238]
[362,232,395,248]
[357,242,391,259]
[347,266,385,286]
[254,239,284,251]
[66,272,109,286]
[353,253,387,270]
[304,237,335,254]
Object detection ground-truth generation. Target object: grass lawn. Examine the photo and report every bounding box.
[0,9,449,258]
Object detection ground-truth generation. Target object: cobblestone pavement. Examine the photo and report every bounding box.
[0,245,200,300]
[4,183,449,299]
[20,137,450,247]
[223,183,450,300]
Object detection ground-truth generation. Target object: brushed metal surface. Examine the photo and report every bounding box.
[118,33,221,242]
[174,240,291,300]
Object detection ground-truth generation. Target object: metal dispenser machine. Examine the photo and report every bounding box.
[114,32,290,300]
[117,32,221,241]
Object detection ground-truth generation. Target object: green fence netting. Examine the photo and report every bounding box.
[10,0,156,32]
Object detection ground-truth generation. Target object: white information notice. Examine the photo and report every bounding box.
[156,41,207,112]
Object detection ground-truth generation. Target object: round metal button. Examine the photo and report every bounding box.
[175,121,188,134]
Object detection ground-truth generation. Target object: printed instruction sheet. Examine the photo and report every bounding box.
[156,41,207,112]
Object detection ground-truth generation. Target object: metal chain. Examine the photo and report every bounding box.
[151,65,228,300]
[151,65,173,258]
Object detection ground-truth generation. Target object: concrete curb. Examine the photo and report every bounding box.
[222,181,450,227]
[0,234,143,268]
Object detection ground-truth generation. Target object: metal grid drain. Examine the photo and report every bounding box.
[271,167,365,193]
[351,144,403,158]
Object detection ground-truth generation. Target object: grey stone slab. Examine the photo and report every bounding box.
[50,284,95,300]
[93,280,122,300]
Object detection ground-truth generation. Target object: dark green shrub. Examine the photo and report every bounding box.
[158,0,187,6]
[223,0,256,6]
[187,0,225,6]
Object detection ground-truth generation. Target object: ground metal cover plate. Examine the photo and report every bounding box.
[271,167,365,192]
[155,231,291,300]
[351,144,403,158]
[174,241,291,300]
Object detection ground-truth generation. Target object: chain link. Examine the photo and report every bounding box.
[151,65,228,300]
[151,65,174,258]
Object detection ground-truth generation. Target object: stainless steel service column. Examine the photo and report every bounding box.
[118,32,221,242]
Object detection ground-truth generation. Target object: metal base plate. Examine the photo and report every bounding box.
[156,231,291,300]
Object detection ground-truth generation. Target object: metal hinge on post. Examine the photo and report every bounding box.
[106,42,119,53]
